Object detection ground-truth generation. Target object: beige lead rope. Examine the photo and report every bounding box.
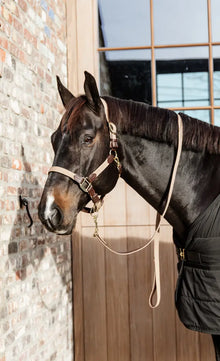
[92,113,183,309]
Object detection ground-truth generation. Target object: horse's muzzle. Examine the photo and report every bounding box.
[38,195,76,235]
[45,207,63,230]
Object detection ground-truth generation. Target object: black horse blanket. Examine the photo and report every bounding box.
[174,194,220,334]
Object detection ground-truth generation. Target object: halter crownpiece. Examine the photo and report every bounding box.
[48,98,121,213]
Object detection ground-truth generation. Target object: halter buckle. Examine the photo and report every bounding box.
[80,177,92,193]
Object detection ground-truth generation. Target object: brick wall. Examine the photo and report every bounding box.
[0,1,73,360]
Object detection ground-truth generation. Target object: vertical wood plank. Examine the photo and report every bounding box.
[82,227,107,361]
[104,226,130,361]
[103,178,126,226]
[92,0,99,80]
[126,184,150,226]
[81,203,104,228]
[72,217,85,361]
[175,318,200,361]
[199,333,216,361]
[76,0,97,91]
[66,0,98,95]
[66,0,78,94]
[127,226,154,361]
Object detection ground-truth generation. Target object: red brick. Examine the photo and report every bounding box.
[21,254,30,267]
[12,159,22,170]
[32,37,37,48]
[2,6,13,24]
[0,37,8,50]
[0,17,11,37]
[4,67,13,81]
[40,104,44,114]
[19,50,26,64]
[7,186,17,195]
[24,28,31,42]
[21,108,30,119]
[18,0,27,12]
[46,72,52,84]
[13,17,23,33]
[24,28,37,48]
[37,66,44,78]
[9,42,20,58]
[6,200,12,211]
[0,48,6,62]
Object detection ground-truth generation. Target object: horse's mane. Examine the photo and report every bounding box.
[61,95,220,155]
[103,96,220,155]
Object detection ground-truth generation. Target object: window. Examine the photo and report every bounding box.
[98,0,220,125]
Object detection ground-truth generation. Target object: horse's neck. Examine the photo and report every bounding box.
[114,101,220,240]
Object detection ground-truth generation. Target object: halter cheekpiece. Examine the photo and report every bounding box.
[48,99,121,213]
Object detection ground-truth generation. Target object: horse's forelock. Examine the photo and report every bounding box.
[61,96,87,133]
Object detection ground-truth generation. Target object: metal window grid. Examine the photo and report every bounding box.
[98,0,220,125]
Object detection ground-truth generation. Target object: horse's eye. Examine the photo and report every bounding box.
[83,135,93,144]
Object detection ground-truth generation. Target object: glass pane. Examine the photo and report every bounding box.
[211,0,220,42]
[99,50,151,103]
[156,47,209,108]
[154,0,208,45]
[157,73,183,108]
[214,110,220,127]
[213,46,220,105]
[182,110,210,124]
[183,73,209,104]
[98,0,150,48]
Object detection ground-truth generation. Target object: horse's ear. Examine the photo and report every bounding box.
[84,71,101,109]
[56,76,75,107]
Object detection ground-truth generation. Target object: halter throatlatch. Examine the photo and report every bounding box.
[48,98,121,213]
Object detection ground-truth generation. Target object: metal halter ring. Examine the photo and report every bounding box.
[109,148,117,157]
[109,149,121,172]
[109,122,117,134]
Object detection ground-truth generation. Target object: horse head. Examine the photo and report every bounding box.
[38,72,119,234]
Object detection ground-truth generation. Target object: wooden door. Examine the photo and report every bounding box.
[73,179,215,361]
[65,4,215,356]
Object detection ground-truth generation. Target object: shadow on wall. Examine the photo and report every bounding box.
[8,146,73,308]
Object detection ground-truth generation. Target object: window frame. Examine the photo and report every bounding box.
[98,0,220,125]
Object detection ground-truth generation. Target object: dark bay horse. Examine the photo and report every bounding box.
[38,71,220,360]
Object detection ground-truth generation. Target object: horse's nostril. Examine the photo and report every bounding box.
[49,207,63,228]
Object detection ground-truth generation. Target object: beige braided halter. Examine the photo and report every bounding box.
[91,102,183,308]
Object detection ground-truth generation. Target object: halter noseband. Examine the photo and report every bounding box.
[48,99,121,213]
